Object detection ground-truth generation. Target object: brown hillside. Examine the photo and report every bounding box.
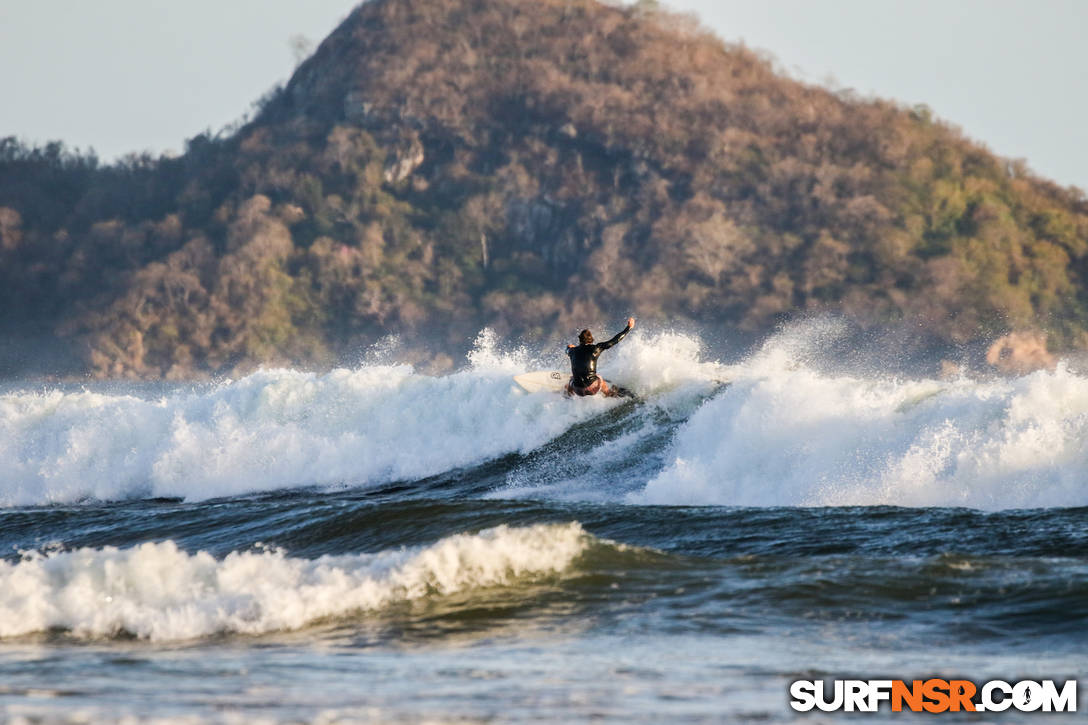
[2,0,1087,377]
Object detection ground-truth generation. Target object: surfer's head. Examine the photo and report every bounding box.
[579,329,594,345]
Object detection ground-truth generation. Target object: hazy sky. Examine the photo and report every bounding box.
[2,0,1085,190]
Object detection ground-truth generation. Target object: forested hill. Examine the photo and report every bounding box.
[2,0,1088,378]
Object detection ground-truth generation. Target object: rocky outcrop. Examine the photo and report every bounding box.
[383,133,425,184]
[986,331,1056,375]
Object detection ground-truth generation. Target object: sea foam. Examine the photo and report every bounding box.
[0,329,722,507]
[0,523,590,641]
[7,321,1085,511]
[0,335,611,506]
[631,325,1088,509]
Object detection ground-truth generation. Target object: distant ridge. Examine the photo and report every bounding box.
[1,0,1086,378]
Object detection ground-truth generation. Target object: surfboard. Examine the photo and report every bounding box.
[894,385,942,413]
[513,370,568,394]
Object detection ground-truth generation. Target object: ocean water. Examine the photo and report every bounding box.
[1,323,1086,723]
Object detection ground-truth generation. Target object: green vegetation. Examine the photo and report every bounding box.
[2,0,1087,378]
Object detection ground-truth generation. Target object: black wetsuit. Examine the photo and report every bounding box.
[567,324,631,389]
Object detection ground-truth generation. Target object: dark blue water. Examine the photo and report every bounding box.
[3,486,1087,721]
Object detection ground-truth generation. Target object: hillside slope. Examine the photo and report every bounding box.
[2,0,1087,378]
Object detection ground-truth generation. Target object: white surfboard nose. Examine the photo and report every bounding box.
[513,370,568,394]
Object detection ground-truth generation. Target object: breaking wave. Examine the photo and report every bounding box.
[0,329,724,507]
[4,320,1088,511]
[0,523,592,641]
[631,325,1088,509]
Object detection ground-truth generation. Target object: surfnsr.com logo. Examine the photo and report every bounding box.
[790,679,1077,713]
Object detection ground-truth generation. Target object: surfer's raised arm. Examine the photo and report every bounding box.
[597,317,635,351]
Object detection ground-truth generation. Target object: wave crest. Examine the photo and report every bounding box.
[631,360,1088,509]
[0,523,591,641]
[0,365,590,506]
[0,329,726,507]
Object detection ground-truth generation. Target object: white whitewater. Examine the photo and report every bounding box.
[631,323,1088,509]
[2,322,1087,510]
[0,523,592,641]
[0,332,613,506]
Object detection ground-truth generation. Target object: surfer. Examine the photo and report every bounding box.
[565,317,636,398]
